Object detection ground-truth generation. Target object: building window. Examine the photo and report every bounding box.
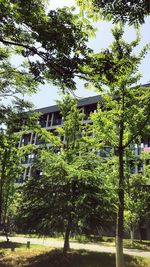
[36,135,45,145]
[17,172,24,183]
[39,114,47,128]
[21,154,28,164]
[138,163,143,173]
[52,112,62,126]
[25,166,31,179]
[21,133,31,146]
[28,154,34,163]
[31,133,36,144]
[47,113,52,127]
[130,161,135,174]
[84,104,97,120]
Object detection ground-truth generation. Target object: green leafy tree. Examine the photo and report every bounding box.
[0,0,91,91]
[0,101,40,231]
[0,45,40,129]
[76,0,150,25]
[0,47,38,100]
[125,173,150,244]
[83,25,150,267]
[17,95,115,254]
[123,146,150,243]
[0,129,21,227]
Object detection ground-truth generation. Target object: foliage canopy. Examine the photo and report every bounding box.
[0,0,91,91]
[77,0,150,25]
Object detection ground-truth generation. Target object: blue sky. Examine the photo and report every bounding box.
[26,0,150,108]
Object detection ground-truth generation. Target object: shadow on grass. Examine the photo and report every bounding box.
[0,241,25,249]
[24,250,115,267]
[0,248,148,267]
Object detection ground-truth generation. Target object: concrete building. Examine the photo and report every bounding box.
[18,92,150,182]
[18,95,99,182]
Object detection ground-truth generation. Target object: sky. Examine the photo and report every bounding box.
[25,0,150,108]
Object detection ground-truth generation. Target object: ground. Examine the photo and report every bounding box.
[0,236,150,267]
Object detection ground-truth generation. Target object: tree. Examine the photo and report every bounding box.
[122,144,150,243]
[0,100,40,232]
[76,0,150,25]
[0,0,91,91]
[0,129,21,227]
[125,173,150,244]
[17,95,115,254]
[82,25,150,267]
[0,45,41,130]
[0,47,38,100]
[0,0,91,126]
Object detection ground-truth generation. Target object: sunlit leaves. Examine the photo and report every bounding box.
[0,0,91,91]
[76,0,150,25]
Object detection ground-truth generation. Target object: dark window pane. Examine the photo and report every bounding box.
[53,112,62,125]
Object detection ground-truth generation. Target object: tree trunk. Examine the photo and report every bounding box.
[63,217,71,255]
[116,146,125,267]
[0,149,7,224]
[116,235,124,267]
[0,178,3,224]
[130,226,134,246]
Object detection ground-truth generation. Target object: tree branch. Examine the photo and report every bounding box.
[0,38,38,54]
[123,110,150,149]
[0,69,33,76]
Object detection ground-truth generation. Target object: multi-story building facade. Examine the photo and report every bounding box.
[18,95,99,182]
[18,92,150,182]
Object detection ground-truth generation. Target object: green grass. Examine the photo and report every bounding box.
[71,235,150,251]
[2,233,150,251]
[123,239,150,251]
[0,241,149,267]
[13,233,64,240]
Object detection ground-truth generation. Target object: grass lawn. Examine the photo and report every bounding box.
[0,241,150,267]
[12,233,150,251]
[73,235,150,251]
